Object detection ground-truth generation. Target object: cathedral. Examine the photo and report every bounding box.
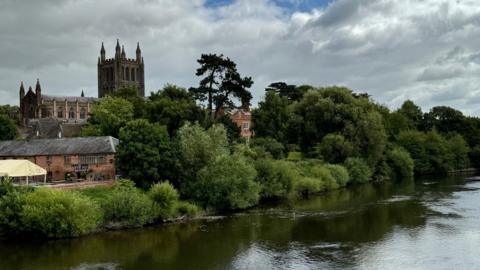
[97,39,145,97]
[19,40,144,126]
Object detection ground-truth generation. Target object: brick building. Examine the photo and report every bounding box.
[0,136,118,182]
[229,108,253,139]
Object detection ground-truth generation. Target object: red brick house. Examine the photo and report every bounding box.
[229,108,253,139]
[0,136,118,182]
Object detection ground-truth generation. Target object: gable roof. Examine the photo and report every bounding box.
[0,136,118,157]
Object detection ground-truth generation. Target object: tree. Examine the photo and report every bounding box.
[0,114,17,140]
[190,54,253,119]
[82,96,134,138]
[147,85,204,136]
[116,119,173,188]
[266,82,306,102]
[423,106,465,134]
[194,153,259,210]
[251,91,291,144]
[446,134,470,170]
[314,133,354,163]
[397,100,423,129]
[176,123,229,193]
[111,86,146,118]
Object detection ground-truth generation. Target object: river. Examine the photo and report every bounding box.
[1,176,479,270]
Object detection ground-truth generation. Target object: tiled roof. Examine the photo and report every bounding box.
[0,136,118,156]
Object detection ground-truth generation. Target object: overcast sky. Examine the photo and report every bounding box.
[1,0,480,115]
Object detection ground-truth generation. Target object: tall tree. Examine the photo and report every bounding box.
[190,54,253,119]
[266,82,306,102]
[0,115,17,140]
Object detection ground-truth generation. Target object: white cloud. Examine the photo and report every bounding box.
[1,0,480,116]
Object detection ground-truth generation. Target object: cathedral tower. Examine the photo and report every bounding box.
[97,39,145,98]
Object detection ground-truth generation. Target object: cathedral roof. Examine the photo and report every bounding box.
[41,95,99,103]
[0,136,118,157]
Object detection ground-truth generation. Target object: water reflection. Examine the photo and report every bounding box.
[0,176,478,270]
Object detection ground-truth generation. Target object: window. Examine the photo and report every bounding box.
[46,156,52,165]
[79,155,107,165]
[57,107,63,118]
[69,107,75,119]
[131,68,135,81]
[64,155,71,165]
[242,122,249,130]
[80,108,86,119]
[126,67,130,81]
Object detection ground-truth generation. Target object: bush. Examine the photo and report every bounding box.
[314,134,353,163]
[21,188,101,238]
[310,165,338,190]
[176,201,201,217]
[325,164,350,187]
[344,158,372,184]
[148,181,179,219]
[0,184,27,233]
[254,159,297,199]
[295,177,322,197]
[251,137,285,159]
[287,151,303,161]
[387,147,414,180]
[194,153,260,210]
[102,182,156,227]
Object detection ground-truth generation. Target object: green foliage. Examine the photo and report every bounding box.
[176,123,229,191]
[82,96,134,137]
[251,91,291,144]
[446,134,470,170]
[295,177,322,197]
[147,84,204,136]
[0,181,27,233]
[266,82,307,102]
[190,54,253,119]
[194,153,259,210]
[397,130,454,175]
[117,119,173,187]
[251,137,285,159]
[176,201,201,217]
[344,158,373,184]
[314,133,353,163]
[101,181,156,227]
[287,151,303,161]
[215,115,241,143]
[469,146,480,168]
[148,182,179,219]
[309,165,338,190]
[111,86,146,118]
[397,100,423,129]
[386,147,414,180]
[0,114,17,140]
[254,159,297,199]
[21,189,101,238]
[325,164,350,187]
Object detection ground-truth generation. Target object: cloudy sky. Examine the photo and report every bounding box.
[1,0,480,115]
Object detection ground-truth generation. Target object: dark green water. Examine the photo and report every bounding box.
[1,176,480,270]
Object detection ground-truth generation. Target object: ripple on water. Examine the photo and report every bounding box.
[70,263,121,270]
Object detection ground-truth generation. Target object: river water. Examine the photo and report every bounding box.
[1,176,479,270]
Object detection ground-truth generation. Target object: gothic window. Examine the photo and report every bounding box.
[41,108,48,118]
[131,68,135,81]
[80,108,86,119]
[126,67,130,81]
[122,67,125,80]
[57,107,63,118]
[28,106,35,118]
[68,107,75,119]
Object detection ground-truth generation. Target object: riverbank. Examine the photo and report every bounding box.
[1,175,478,270]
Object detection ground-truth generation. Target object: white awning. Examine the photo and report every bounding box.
[0,160,47,177]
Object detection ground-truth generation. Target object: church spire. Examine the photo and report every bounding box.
[100,42,105,62]
[136,42,141,62]
[35,79,41,94]
[121,45,126,58]
[115,39,121,58]
[81,90,85,97]
[19,81,25,98]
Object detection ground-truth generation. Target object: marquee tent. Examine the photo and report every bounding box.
[0,160,47,185]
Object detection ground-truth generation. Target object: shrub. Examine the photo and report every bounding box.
[102,182,156,227]
[21,188,101,238]
[287,151,303,161]
[176,201,201,217]
[295,177,322,197]
[254,159,297,199]
[148,181,179,219]
[325,164,350,187]
[344,158,372,184]
[310,165,338,190]
[387,147,414,180]
[194,153,260,210]
[0,188,26,233]
[251,137,285,159]
[314,134,353,163]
